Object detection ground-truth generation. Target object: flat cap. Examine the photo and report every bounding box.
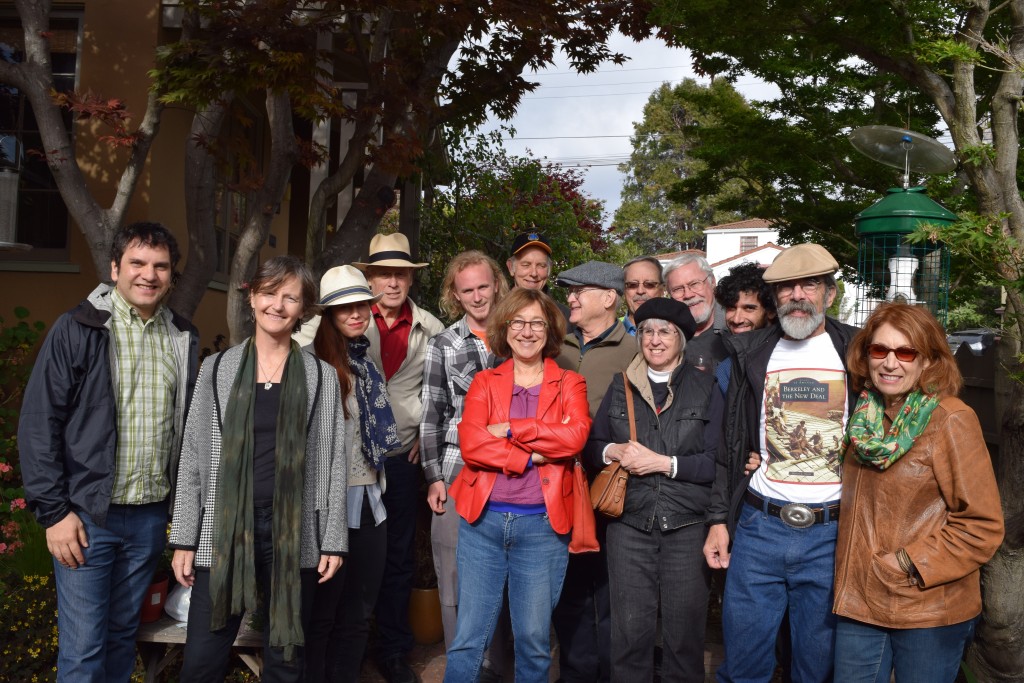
[556,261,624,294]
[762,243,839,283]
[634,298,697,340]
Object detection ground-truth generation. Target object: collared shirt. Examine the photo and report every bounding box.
[573,320,618,356]
[419,316,496,484]
[621,314,637,336]
[108,290,178,505]
[373,301,413,380]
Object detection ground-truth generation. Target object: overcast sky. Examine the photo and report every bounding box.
[477,33,778,227]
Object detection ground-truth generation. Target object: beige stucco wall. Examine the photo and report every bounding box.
[0,0,291,349]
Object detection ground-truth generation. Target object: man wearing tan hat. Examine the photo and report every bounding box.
[703,243,858,683]
[355,233,444,683]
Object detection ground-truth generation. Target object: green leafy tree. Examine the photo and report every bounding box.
[646,0,1024,675]
[612,78,747,254]
[419,130,607,316]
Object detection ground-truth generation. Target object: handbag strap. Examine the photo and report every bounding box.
[622,371,637,441]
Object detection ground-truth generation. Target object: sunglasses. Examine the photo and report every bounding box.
[867,344,920,362]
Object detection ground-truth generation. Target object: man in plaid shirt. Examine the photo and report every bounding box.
[420,250,509,674]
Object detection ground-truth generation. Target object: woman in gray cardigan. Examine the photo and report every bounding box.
[169,256,348,683]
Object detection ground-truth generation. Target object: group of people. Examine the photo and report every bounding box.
[18,221,1005,683]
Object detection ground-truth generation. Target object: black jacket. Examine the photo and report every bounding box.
[586,355,723,533]
[706,317,858,533]
[18,285,198,528]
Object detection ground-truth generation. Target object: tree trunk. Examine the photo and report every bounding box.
[966,331,1024,680]
[313,164,397,275]
[226,89,299,345]
[169,98,232,319]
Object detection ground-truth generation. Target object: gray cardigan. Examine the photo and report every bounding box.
[169,342,348,568]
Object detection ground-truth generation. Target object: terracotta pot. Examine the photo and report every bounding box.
[407,586,443,645]
[139,573,170,624]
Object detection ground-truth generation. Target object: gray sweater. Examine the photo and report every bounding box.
[169,342,348,568]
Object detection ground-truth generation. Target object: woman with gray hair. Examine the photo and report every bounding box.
[585,297,724,682]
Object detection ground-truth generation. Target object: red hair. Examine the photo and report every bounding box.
[846,303,962,398]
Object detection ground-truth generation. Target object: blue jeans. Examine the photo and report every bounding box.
[52,502,168,683]
[834,616,975,683]
[375,451,420,658]
[444,508,569,683]
[717,498,838,683]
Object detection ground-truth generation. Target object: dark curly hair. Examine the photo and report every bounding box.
[714,262,776,317]
[110,222,181,272]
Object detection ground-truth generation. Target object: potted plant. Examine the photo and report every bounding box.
[407,496,443,645]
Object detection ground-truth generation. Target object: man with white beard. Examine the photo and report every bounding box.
[702,243,858,683]
[665,254,728,372]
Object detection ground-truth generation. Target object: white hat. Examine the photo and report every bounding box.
[318,265,382,307]
[352,233,428,270]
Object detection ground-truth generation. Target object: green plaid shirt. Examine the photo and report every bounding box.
[108,291,178,504]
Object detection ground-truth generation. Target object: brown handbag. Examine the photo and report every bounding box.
[590,372,635,518]
[569,457,600,553]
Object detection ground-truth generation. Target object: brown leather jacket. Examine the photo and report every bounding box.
[833,397,1004,628]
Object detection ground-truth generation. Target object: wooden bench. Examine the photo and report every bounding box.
[135,615,263,682]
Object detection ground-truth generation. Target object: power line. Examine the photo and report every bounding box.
[523,90,661,100]
[533,64,692,76]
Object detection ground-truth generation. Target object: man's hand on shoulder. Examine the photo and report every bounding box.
[703,523,731,569]
[46,512,88,569]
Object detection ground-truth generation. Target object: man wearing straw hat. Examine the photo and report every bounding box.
[355,233,443,683]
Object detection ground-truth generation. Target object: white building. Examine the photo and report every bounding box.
[655,218,783,279]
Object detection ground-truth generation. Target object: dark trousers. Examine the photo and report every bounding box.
[306,499,389,683]
[552,543,611,683]
[374,451,421,658]
[182,505,318,683]
[607,522,710,683]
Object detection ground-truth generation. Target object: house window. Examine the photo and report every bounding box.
[740,236,758,252]
[0,15,80,258]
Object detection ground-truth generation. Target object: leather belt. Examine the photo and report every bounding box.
[744,489,840,528]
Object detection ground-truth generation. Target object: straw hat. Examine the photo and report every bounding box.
[352,233,428,270]
[318,265,382,307]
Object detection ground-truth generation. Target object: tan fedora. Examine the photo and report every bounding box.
[352,233,428,270]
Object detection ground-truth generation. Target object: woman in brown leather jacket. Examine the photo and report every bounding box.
[833,303,1004,682]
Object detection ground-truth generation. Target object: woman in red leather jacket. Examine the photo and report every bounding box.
[443,287,591,683]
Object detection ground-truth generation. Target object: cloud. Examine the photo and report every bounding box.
[476,33,777,229]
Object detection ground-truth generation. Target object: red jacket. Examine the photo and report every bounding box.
[451,358,591,534]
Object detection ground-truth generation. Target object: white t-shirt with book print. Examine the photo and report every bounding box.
[749,333,847,504]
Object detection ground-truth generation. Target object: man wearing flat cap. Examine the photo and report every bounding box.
[355,233,444,683]
[703,243,858,683]
[553,260,637,683]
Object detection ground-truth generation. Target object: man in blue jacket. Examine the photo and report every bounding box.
[19,222,198,683]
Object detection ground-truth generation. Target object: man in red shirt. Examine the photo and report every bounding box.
[355,233,444,683]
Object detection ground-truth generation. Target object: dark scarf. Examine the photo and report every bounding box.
[842,388,940,470]
[347,336,400,469]
[210,338,308,658]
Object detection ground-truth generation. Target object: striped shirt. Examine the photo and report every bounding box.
[419,316,498,485]
[108,291,178,504]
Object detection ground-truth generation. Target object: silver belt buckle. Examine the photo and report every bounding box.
[780,503,816,528]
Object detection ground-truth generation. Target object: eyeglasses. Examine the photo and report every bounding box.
[625,280,662,291]
[565,286,603,298]
[506,319,548,331]
[668,274,711,298]
[867,344,920,362]
[776,278,823,297]
[639,327,678,341]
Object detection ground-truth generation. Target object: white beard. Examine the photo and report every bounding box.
[777,301,824,340]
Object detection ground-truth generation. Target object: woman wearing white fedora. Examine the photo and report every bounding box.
[304,265,402,683]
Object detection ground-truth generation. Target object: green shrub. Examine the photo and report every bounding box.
[0,573,58,682]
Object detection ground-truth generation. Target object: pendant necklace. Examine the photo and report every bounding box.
[257,353,288,390]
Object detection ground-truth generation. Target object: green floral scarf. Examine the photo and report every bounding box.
[210,338,308,659]
[842,388,940,470]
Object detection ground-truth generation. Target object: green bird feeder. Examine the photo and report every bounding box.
[851,186,955,327]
